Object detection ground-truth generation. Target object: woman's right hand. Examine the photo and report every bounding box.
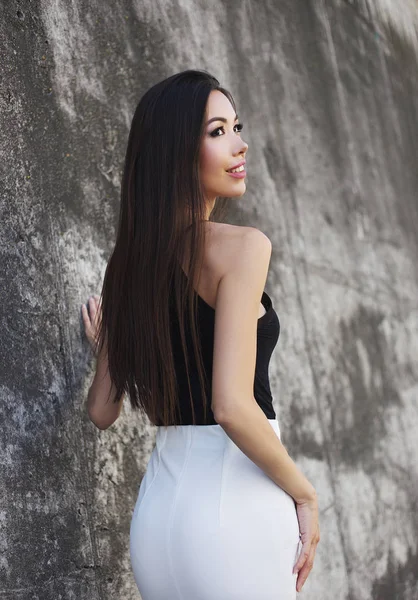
[292,493,320,593]
[81,295,102,357]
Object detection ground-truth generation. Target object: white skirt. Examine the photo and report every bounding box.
[130,418,302,600]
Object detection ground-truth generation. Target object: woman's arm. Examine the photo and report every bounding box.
[216,399,316,503]
[86,339,124,430]
[212,228,320,590]
[212,228,315,503]
[82,295,124,430]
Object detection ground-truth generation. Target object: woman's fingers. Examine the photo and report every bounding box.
[293,537,312,575]
[81,303,92,332]
[81,296,102,352]
[295,537,317,592]
[81,303,94,343]
[292,497,319,589]
[88,296,98,320]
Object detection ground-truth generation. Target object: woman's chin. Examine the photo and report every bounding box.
[224,183,247,197]
[231,185,247,197]
[211,182,247,199]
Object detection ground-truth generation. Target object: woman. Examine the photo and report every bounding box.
[82,69,320,599]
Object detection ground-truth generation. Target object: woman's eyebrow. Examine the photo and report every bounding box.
[206,114,239,125]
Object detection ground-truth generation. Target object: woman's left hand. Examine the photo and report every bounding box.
[81,295,102,356]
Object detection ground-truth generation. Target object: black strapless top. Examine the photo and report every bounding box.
[159,270,280,425]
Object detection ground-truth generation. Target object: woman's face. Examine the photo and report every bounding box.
[199,90,249,205]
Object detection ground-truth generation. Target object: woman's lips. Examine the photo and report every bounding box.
[226,169,246,179]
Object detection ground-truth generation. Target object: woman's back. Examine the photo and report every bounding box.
[165,221,281,426]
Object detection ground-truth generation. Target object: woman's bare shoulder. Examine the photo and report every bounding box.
[207,222,270,275]
[184,222,270,310]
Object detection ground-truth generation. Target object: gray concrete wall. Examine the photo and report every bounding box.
[1,1,417,598]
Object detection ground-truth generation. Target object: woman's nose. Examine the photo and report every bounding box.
[237,139,249,155]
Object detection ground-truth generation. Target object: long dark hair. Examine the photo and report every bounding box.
[95,69,236,427]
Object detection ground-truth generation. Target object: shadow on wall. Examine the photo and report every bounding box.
[335,304,402,471]
[289,304,403,465]
[372,545,418,599]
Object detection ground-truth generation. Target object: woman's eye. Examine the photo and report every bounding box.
[210,123,244,137]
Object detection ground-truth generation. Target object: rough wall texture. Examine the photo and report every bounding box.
[1,0,417,599]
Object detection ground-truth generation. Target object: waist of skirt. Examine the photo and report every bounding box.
[155,418,281,452]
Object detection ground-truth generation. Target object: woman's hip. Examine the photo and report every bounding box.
[130,419,299,543]
[130,419,301,599]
